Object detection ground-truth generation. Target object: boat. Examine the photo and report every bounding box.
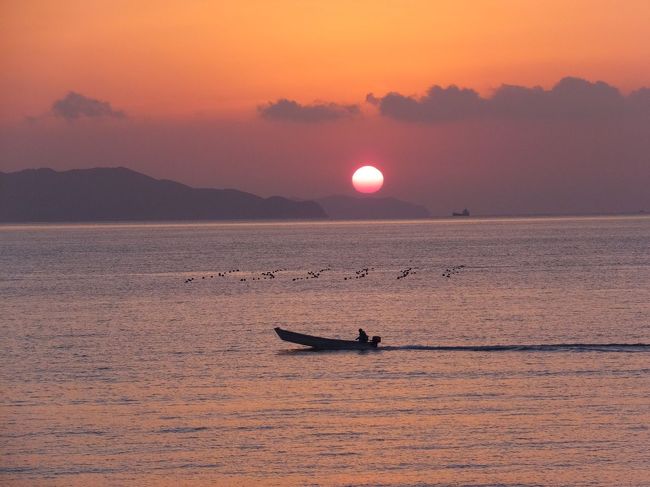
[452,208,470,217]
[274,327,381,350]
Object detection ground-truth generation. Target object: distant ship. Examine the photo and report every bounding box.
[452,208,470,217]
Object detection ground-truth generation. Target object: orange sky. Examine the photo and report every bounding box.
[2,0,650,121]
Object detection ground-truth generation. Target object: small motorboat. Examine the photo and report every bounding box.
[274,327,381,350]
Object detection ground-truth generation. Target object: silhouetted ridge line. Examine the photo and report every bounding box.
[382,343,650,352]
[0,167,327,222]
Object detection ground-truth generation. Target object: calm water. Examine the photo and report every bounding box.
[1,216,649,486]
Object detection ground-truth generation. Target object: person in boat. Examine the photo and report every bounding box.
[356,328,369,343]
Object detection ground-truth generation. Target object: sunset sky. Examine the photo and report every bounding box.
[1,0,649,215]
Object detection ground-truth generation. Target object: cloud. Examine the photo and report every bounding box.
[627,87,650,119]
[258,98,359,122]
[52,91,126,120]
[367,85,483,122]
[368,77,648,122]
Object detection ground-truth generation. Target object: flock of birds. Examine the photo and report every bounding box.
[182,265,466,284]
[442,265,466,278]
[292,267,332,281]
[183,269,241,283]
[396,267,416,279]
[242,268,287,281]
[343,267,372,280]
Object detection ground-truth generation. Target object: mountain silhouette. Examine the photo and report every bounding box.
[0,167,326,222]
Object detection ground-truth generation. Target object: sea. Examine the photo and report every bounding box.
[1,216,649,486]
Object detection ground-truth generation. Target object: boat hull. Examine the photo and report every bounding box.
[274,327,379,350]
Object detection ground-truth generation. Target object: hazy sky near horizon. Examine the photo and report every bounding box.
[1,0,649,214]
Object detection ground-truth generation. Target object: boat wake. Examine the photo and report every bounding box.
[381,343,650,353]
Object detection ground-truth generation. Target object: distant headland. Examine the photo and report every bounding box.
[0,167,326,222]
[0,167,431,222]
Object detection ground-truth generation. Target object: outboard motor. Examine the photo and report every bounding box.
[371,336,381,345]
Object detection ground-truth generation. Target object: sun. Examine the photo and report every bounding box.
[352,165,384,194]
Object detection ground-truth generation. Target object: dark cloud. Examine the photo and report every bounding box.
[52,91,126,120]
[545,77,623,117]
[258,98,359,123]
[368,77,648,122]
[489,84,547,117]
[627,87,650,120]
[367,85,483,122]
